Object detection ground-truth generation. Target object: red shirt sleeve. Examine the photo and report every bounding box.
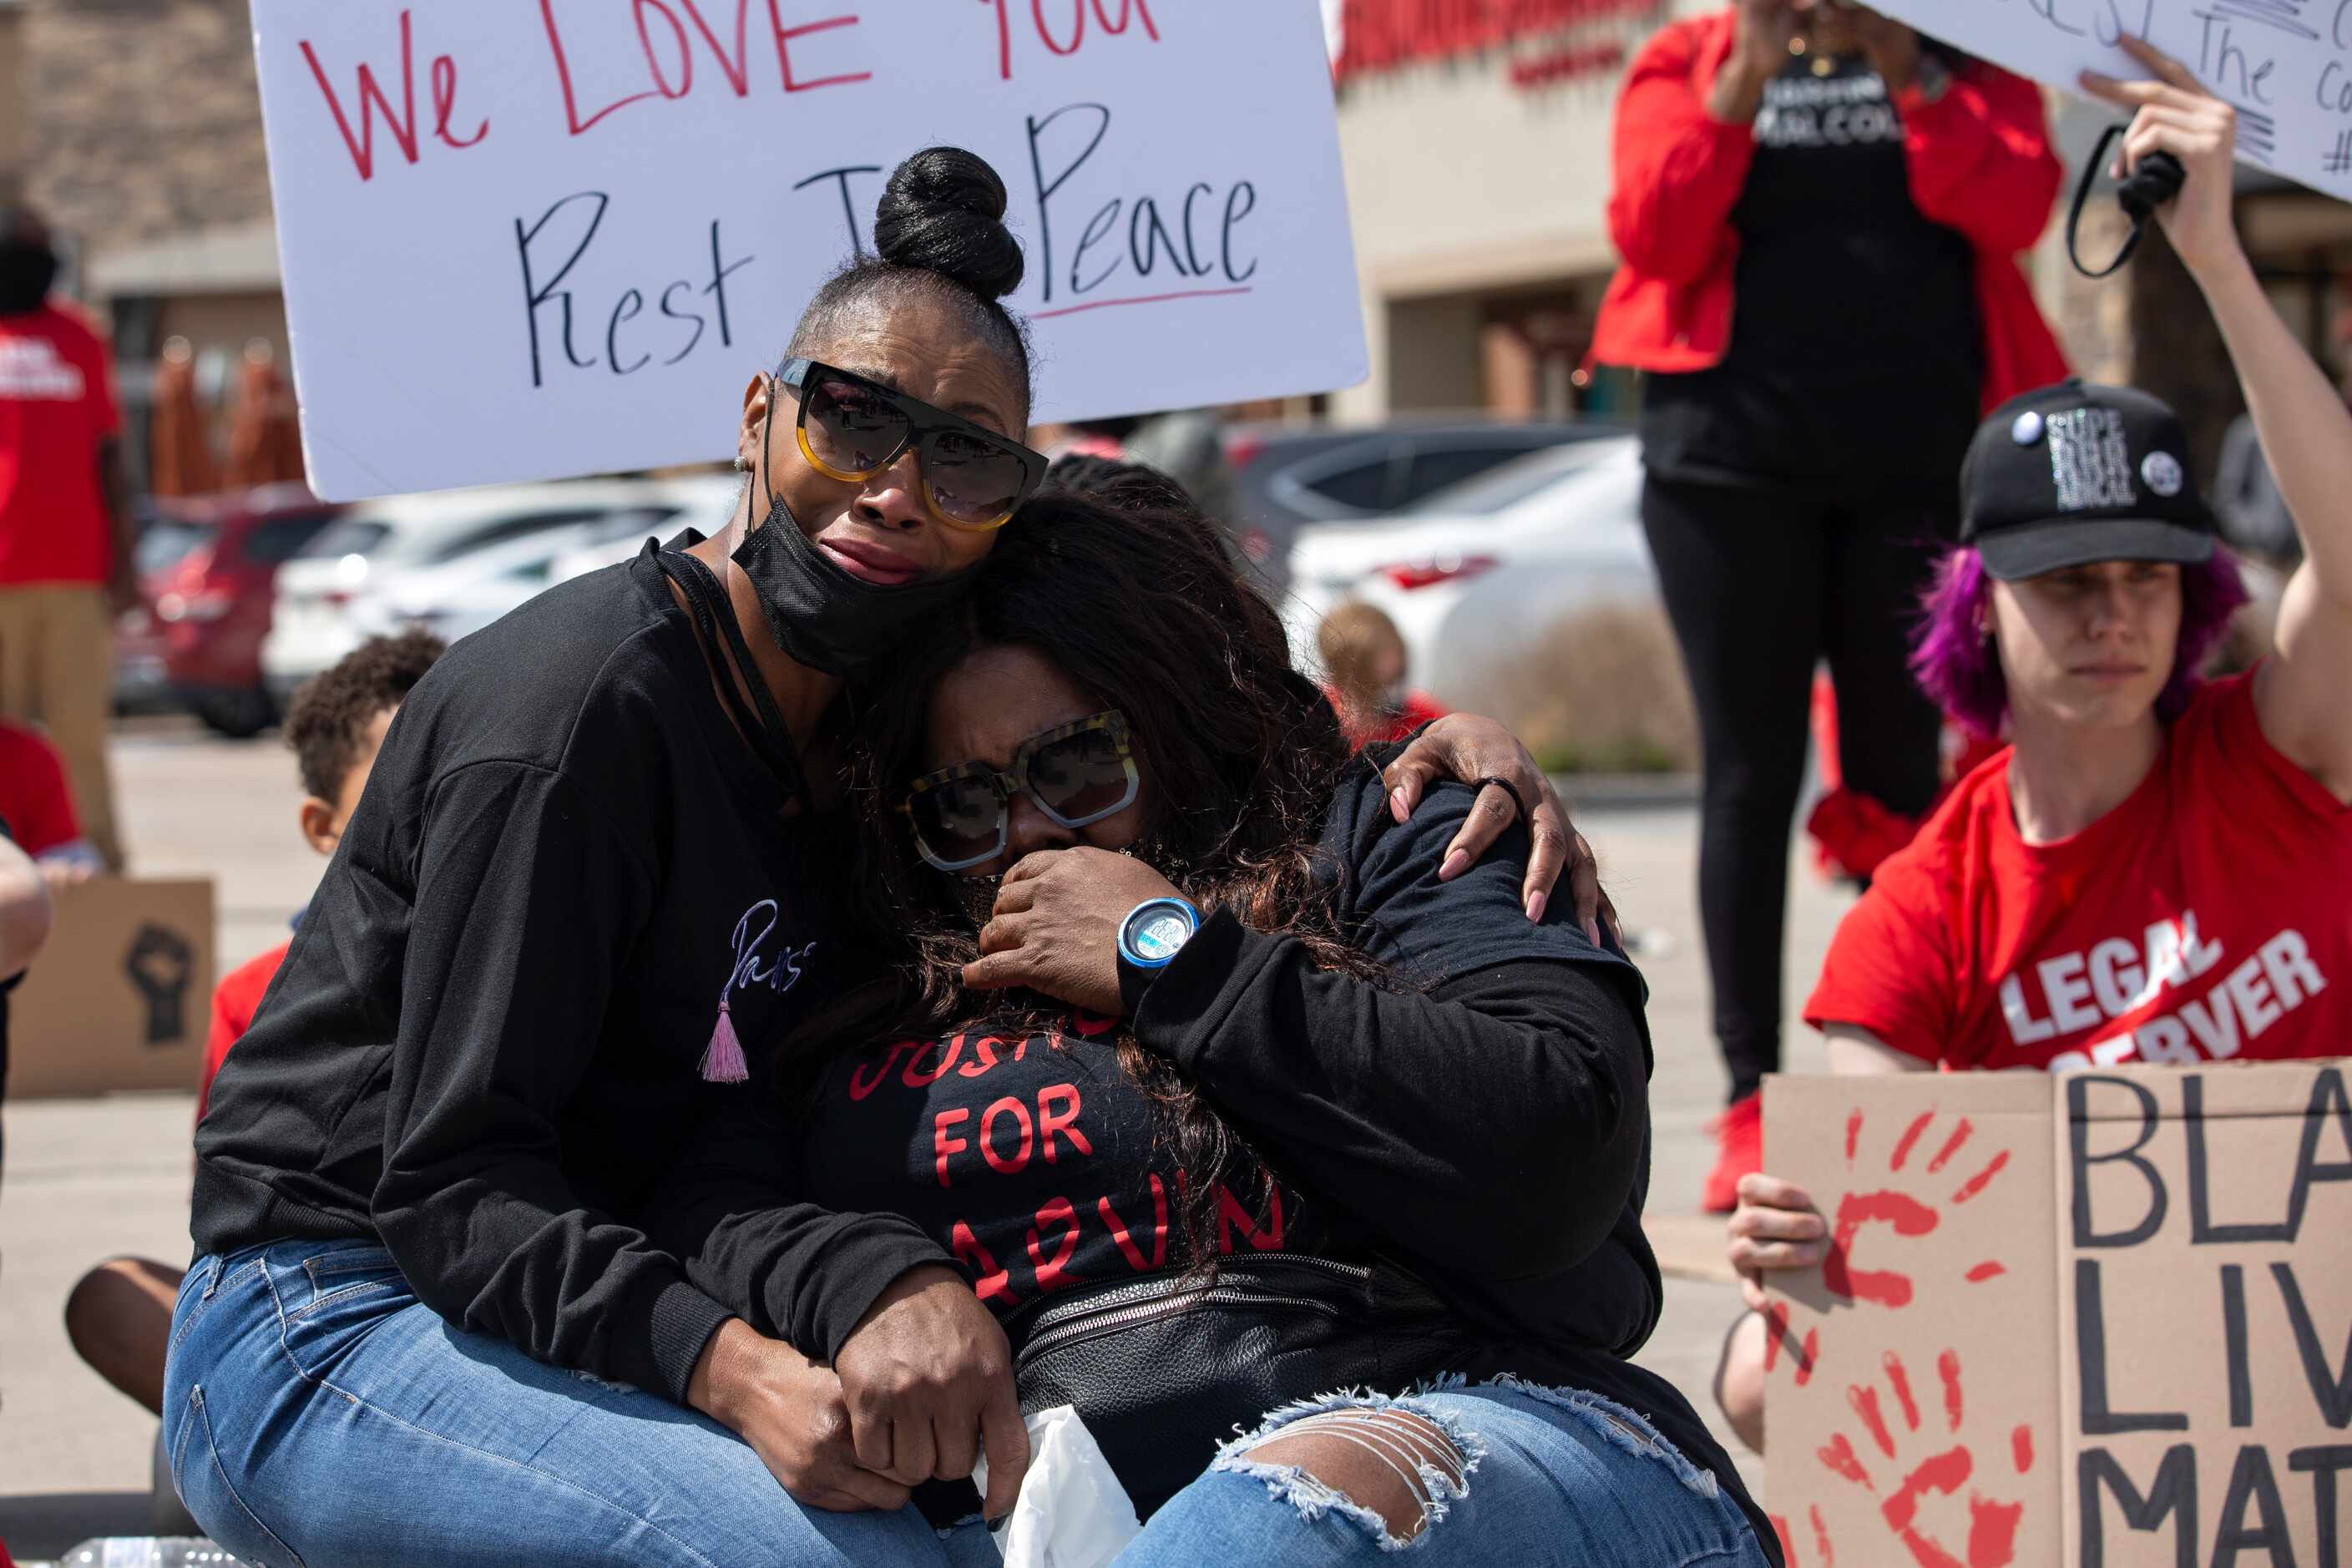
[1896,60,2061,256]
[1605,17,1758,287]
[1803,851,1959,1066]
[2208,668,2352,830]
[0,725,83,857]
[197,942,291,1123]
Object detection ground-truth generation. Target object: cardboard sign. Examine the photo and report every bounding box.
[1764,1064,2352,1568]
[247,2,1368,500]
[1870,0,2352,203]
[8,878,215,1099]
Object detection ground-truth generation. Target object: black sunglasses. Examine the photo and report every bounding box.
[779,358,1047,531]
[899,711,1141,872]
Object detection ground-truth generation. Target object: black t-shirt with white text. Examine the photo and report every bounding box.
[1642,52,1982,489]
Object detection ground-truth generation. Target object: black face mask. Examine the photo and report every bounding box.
[731,374,981,676]
[0,241,58,316]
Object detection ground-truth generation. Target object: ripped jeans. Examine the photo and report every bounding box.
[1120,1378,1771,1565]
[166,1240,1763,1567]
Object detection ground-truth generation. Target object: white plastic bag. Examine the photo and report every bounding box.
[970,1404,1143,1568]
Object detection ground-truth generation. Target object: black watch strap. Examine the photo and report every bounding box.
[1117,946,1159,1018]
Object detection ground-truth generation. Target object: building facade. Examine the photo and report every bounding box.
[1327,0,1699,424]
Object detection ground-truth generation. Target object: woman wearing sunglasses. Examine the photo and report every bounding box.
[653,465,1778,1565]
[169,149,1606,1567]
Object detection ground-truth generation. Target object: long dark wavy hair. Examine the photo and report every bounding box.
[792,463,1383,1264]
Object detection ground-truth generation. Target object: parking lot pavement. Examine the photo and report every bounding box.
[0,723,1854,1546]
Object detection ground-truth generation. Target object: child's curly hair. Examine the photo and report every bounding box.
[284,630,446,800]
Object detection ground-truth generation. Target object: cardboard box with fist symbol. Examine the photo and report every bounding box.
[9,878,215,1098]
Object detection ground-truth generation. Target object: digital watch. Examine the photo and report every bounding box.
[1115,897,1201,1014]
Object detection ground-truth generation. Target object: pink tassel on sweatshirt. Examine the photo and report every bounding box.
[700,993,750,1083]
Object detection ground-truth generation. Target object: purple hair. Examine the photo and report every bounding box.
[1910,546,2252,739]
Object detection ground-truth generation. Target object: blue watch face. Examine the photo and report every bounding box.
[1130,909,1194,963]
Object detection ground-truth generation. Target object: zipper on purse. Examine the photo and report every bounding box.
[1019,1287,1344,1363]
[1240,1252,1373,1282]
[1012,1253,1374,1341]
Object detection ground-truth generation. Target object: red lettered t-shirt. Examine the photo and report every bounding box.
[0,304,122,586]
[802,1011,1320,1318]
[1806,672,2352,1071]
[0,721,82,856]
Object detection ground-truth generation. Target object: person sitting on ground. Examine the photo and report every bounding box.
[0,701,100,882]
[1713,39,2352,1454]
[657,474,1774,1565]
[1317,600,1450,751]
[63,630,445,1421]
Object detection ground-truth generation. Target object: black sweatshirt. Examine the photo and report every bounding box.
[658,764,1775,1554]
[190,539,949,1402]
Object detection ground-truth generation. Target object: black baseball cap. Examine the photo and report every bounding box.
[1960,380,2218,582]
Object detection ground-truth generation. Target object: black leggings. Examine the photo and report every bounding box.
[1641,474,1956,1105]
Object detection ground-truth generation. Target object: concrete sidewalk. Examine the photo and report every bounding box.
[0,723,1851,1556]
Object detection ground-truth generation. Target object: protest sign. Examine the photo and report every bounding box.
[1764,1063,2352,1568]
[9,878,215,1098]
[1867,0,2352,205]
[247,3,1367,499]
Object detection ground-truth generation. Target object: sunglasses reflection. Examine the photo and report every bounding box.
[903,710,1140,872]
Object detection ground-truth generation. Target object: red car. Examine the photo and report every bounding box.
[119,485,345,736]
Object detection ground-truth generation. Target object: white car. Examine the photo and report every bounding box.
[262,478,732,694]
[1280,437,1654,706]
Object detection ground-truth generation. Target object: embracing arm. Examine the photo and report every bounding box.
[634,1084,953,1364]
[2084,41,2352,802]
[1141,931,1646,1277]
[1135,783,1649,1279]
[640,1093,1028,1515]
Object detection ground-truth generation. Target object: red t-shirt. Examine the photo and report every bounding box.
[0,721,82,856]
[0,303,122,586]
[198,940,290,1122]
[1806,672,2352,1072]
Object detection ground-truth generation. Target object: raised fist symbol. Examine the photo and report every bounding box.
[124,923,195,1044]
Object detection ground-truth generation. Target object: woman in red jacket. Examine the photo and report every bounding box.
[1591,0,2069,1211]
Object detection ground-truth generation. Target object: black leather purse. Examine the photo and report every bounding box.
[1003,1252,1473,1519]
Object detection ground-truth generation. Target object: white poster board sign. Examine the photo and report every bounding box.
[249,3,1367,499]
[1874,0,2352,203]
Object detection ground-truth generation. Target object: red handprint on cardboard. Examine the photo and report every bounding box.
[1773,1350,2034,1568]
[1760,1109,2014,1384]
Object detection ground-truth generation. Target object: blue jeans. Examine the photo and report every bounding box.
[162,1239,999,1568]
[1120,1379,1769,1565]
[166,1239,1766,1567]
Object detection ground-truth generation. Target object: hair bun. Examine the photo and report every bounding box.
[873,147,1025,302]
